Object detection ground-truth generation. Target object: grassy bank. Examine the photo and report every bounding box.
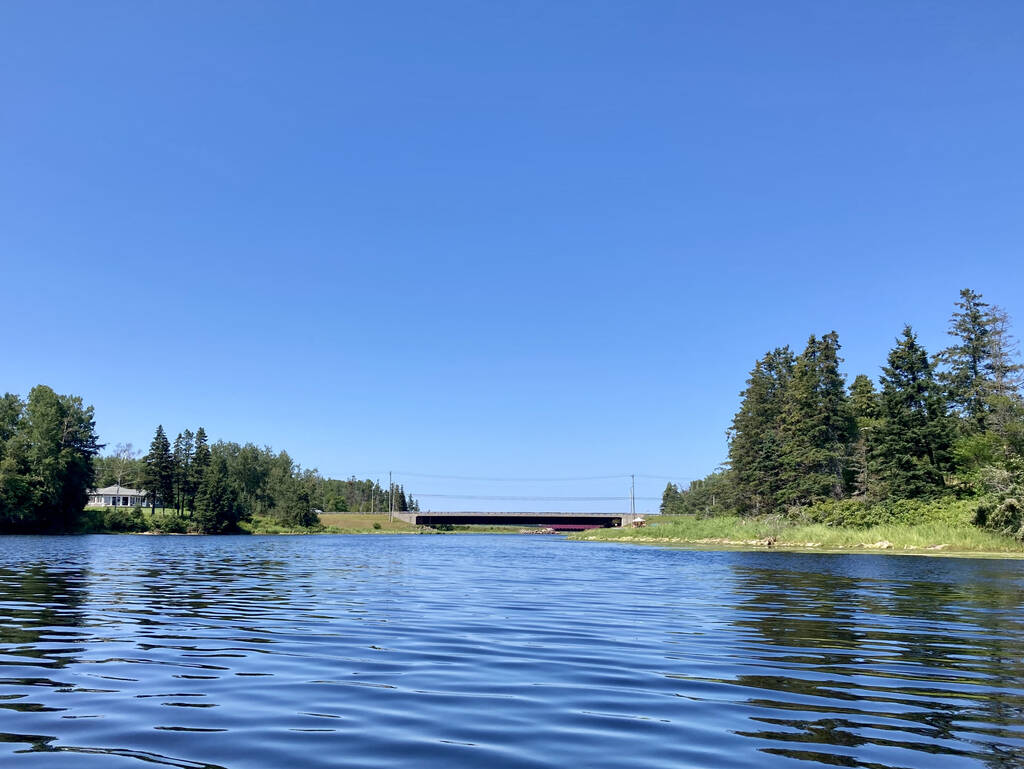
[570,513,1024,555]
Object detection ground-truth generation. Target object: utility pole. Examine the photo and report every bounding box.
[630,474,635,517]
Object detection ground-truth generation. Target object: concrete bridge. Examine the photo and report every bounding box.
[392,511,644,529]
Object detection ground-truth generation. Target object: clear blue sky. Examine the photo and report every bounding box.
[3,2,1023,512]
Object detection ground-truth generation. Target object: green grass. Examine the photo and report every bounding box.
[571,513,1024,555]
[315,513,422,533]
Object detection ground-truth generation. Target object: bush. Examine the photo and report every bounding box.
[373,522,382,529]
[985,497,1024,538]
[151,510,187,533]
[104,506,147,533]
[798,497,977,529]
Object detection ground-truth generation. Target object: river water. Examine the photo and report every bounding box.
[0,535,1022,769]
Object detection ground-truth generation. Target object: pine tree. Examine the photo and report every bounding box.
[141,426,174,514]
[728,347,794,514]
[876,326,953,499]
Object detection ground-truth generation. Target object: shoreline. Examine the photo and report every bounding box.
[566,513,1024,559]
[570,533,1024,559]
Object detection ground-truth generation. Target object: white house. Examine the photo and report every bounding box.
[87,485,148,507]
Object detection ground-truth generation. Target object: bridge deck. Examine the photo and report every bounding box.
[393,511,642,528]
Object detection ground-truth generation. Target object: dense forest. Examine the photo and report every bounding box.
[662,289,1024,540]
[1,395,416,533]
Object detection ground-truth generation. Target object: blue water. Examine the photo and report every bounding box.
[0,535,1022,768]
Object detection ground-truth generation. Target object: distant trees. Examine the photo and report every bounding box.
[1,387,412,534]
[0,385,102,532]
[669,289,1024,531]
[94,442,143,489]
[127,427,418,531]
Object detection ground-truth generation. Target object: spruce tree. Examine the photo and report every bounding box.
[848,374,882,498]
[778,332,855,507]
[193,453,244,533]
[660,482,682,514]
[876,326,953,499]
[728,347,794,514]
[188,427,210,515]
[937,289,1009,430]
[988,305,1024,398]
[141,426,174,514]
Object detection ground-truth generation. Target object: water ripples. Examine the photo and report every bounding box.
[0,535,1022,768]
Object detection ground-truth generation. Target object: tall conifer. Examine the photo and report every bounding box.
[876,327,952,498]
[728,347,794,514]
[142,426,174,514]
[779,332,854,507]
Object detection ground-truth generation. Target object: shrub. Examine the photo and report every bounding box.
[798,496,976,528]
[987,498,1023,538]
[373,522,382,529]
[104,506,147,533]
[151,511,187,533]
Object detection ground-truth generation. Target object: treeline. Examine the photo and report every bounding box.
[663,289,1024,537]
[0,384,418,533]
[0,386,102,532]
[95,425,418,533]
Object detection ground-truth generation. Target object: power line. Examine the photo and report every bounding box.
[415,494,637,501]
[394,471,634,482]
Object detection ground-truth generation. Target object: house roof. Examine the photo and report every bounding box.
[91,486,147,496]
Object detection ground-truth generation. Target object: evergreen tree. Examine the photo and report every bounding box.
[141,425,174,514]
[189,427,210,514]
[848,374,882,497]
[936,289,1017,431]
[193,454,245,533]
[875,326,953,499]
[274,475,317,527]
[778,332,855,506]
[728,347,794,514]
[988,305,1024,398]
[660,482,682,514]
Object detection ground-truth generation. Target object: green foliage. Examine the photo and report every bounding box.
[193,454,246,533]
[104,506,147,533]
[141,426,174,512]
[93,443,143,488]
[778,331,855,506]
[702,289,1022,541]
[796,496,978,529]
[151,510,188,533]
[0,386,102,532]
[728,346,794,514]
[974,497,1024,540]
[662,470,737,517]
[874,326,953,499]
[372,521,382,529]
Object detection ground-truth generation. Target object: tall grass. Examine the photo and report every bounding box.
[573,512,1024,554]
